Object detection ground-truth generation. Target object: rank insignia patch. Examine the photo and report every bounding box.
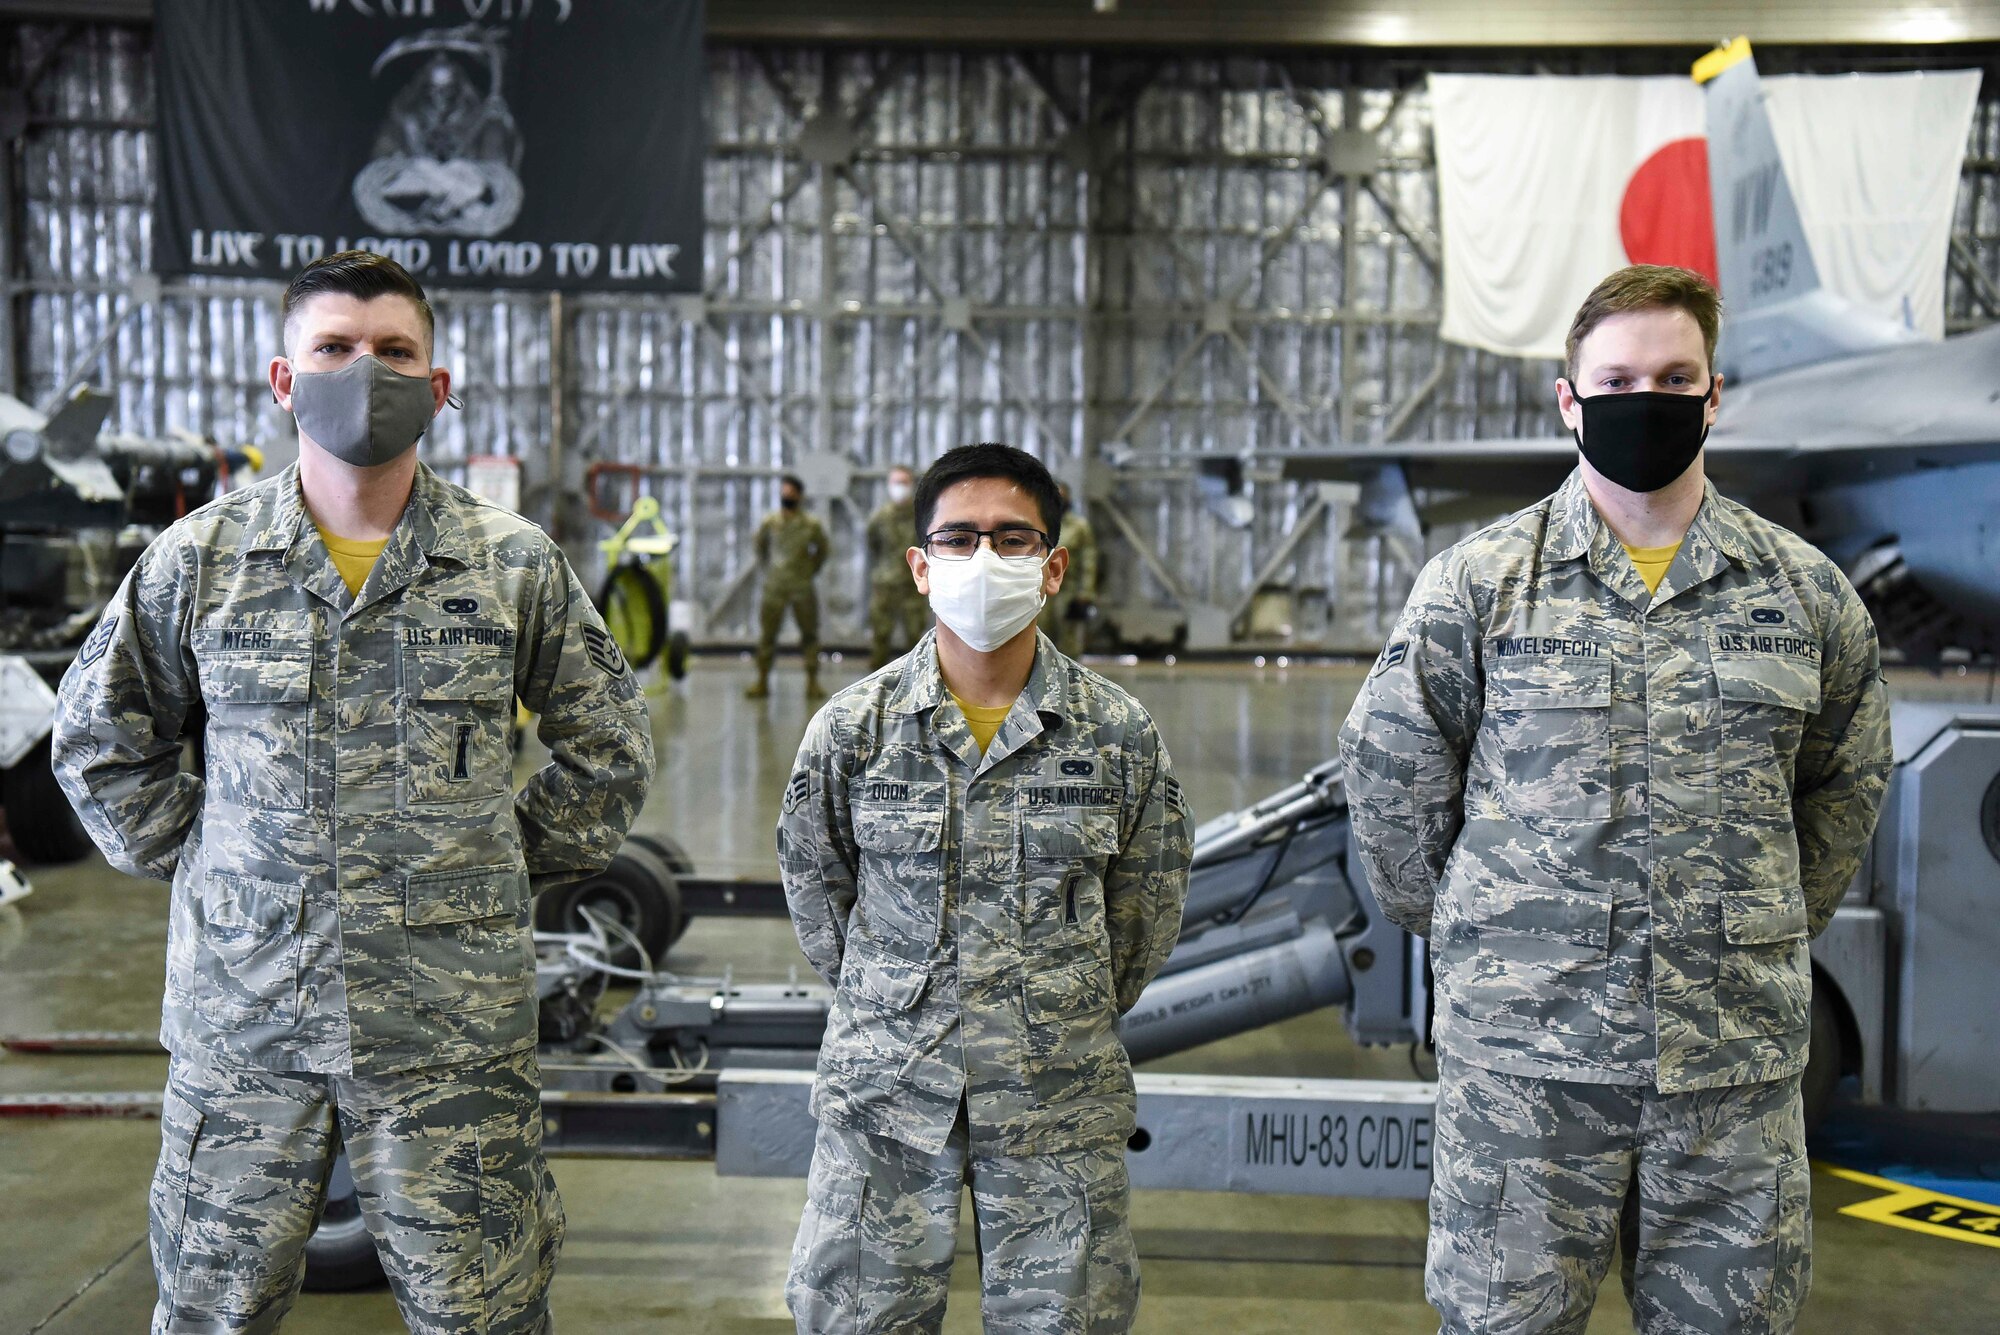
[581,624,627,677]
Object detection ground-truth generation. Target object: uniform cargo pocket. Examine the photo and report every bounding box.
[1024,809,1120,949]
[1708,653,1821,816]
[1425,1136,1502,1326]
[406,865,529,1016]
[850,798,945,945]
[196,651,312,811]
[193,872,303,1025]
[1717,884,1811,1040]
[153,1086,205,1314]
[1453,881,1610,1036]
[401,650,514,807]
[1769,1154,1812,1329]
[787,1151,866,1329]
[1025,956,1118,1106]
[1484,657,1612,821]
[839,937,931,1012]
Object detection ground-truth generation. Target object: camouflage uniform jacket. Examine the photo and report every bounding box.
[1338,468,1890,1093]
[1061,511,1099,598]
[53,463,655,1077]
[756,509,830,587]
[865,498,917,589]
[778,630,1193,1156]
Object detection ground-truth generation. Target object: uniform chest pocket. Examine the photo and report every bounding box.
[1023,809,1121,950]
[401,650,514,807]
[851,798,945,946]
[405,865,530,1017]
[193,871,303,1025]
[1483,658,1612,821]
[1708,654,1821,817]
[195,650,312,811]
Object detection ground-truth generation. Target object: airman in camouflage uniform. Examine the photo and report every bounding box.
[779,444,1190,1333]
[749,473,831,699]
[867,465,929,670]
[1038,484,1099,659]
[1341,376,1891,1329]
[53,253,655,1335]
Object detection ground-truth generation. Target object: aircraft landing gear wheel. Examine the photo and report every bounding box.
[665,629,691,681]
[534,838,683,968]
[625,833,696,946]
[304,1145,385,1291]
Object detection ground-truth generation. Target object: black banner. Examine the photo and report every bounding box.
[156,0,704,292]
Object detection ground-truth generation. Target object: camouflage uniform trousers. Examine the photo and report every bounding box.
[787,1110,1139,1334]
[757,575,821,675]
[868,577,929,669]
[150,1044,561,1335]
[1428,1054,1809,1335]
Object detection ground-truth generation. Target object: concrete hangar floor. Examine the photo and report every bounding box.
[3,657,1997,1334]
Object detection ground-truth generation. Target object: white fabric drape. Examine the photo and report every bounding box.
[1430,70,1980,360]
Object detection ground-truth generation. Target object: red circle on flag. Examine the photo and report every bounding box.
[1619,137,1717,285]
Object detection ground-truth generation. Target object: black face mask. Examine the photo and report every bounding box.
[1569,381,1714,493]
[780,494,801,510]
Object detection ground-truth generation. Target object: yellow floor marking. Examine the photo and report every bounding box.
[1823,1165,2000,1250]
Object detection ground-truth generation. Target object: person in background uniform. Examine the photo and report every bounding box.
[52,251,656,1335]
[867,463,929,670]
[748,472,831,699]
[1339,265,1892,1335]
[1037,481,1099,658]
[778,443,1193,1334]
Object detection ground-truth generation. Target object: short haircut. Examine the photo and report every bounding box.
[780,473,805,494]
[915,443,1062,547]
[1564,264,1721,385]
[282,250,436,356]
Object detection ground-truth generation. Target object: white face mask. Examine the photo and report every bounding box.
[924,546,1048,652]
[887,480,913,503]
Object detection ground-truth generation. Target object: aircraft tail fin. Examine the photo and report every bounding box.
[41,389,113,461]
[1695,38,1920,380]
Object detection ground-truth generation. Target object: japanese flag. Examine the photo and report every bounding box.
[1429,70,1980,362]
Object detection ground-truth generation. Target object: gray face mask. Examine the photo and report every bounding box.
[290,354,438,468]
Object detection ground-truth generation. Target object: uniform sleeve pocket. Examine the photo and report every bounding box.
[1722,884,1809,944]
[841,938,930,1011]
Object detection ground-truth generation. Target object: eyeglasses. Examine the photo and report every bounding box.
[922,526,1051,562]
